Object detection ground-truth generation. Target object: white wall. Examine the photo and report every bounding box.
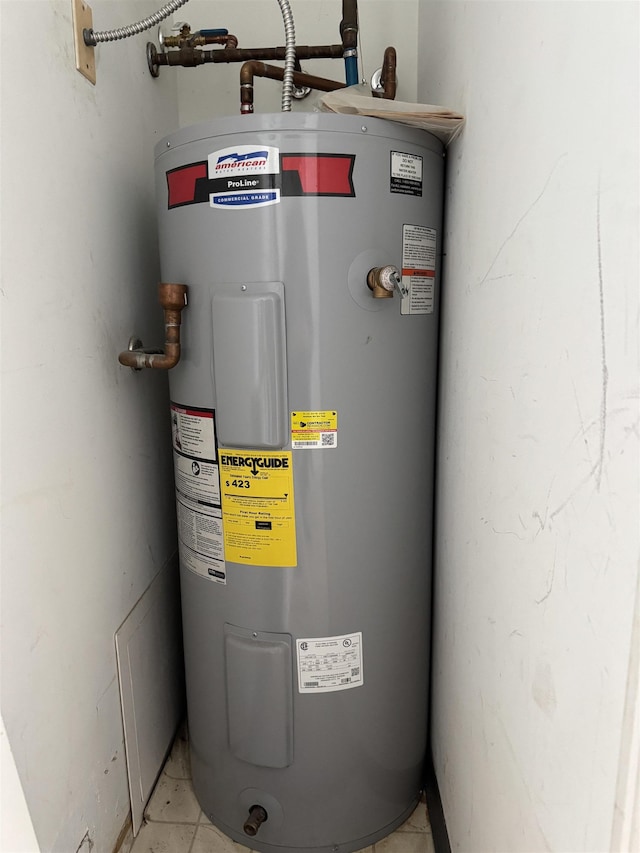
[175,0,418,124]
[417,1,639,851]
[1,716,41,852]
[0,3,180,851]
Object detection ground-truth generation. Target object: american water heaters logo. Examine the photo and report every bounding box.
[207,145,280,209]
[214,150,269,170]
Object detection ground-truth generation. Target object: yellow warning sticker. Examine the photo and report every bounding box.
[291,410,338,449]
[219,449,296,567]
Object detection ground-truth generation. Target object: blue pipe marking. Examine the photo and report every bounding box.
[344,55,359,86]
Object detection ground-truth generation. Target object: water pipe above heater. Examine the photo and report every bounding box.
[75,0,398,110]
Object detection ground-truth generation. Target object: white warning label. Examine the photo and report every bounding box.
[391,151,423,196]
[296,632,364,693]
[171,402,225,582]
[401,224,437,315]
[177,498,226,584]
[171,403,221,507]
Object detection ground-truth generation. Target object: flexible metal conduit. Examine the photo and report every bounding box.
[84,0,297,114]
[275,0,296,111]
[84,0,190,45]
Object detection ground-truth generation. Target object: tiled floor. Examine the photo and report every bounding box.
[131,724,436,853]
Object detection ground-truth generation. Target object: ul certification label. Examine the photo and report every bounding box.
[297,633,364,693]
[171,403,226,584]
[291,410,338,449]
[220,450,296,567]
[391,151,423,196]
[401,224,437,315]
[208,145,280,210]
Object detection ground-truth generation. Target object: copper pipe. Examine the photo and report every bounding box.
[155,44,344,68]
[340,0,358,51]
[158,47,205,67]
[118,283,188,370]
[162,32,238,49]
[203,32,238,49]
[240,61,345,113]
[373,46,397,100]
[381,46,397,99]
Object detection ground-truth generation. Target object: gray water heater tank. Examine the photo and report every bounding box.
[155,113,444,853]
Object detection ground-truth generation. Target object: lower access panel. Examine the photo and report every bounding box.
[224,624,293,768]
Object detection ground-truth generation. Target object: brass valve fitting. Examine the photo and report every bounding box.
[367,265,401,298]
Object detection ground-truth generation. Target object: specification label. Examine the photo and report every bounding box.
[296,632,364,693]
[171,403,225,583]
[401,224,437,315]
[291,410,338,449]
[219,449,297,567]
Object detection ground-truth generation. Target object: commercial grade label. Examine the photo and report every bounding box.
[401,224,437,315]
[296,632,364,693]
[208,145,280,210]
[291,410,338,449]
[219,449,297,567]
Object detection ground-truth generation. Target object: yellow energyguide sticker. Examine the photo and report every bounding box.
[291,410,338,449]
[219,449,297,567]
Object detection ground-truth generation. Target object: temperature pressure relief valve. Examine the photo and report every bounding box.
[367,265,404,298]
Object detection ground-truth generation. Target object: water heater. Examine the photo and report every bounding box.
[155,113,444,853]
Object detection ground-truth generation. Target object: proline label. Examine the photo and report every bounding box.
[208,145,280,210]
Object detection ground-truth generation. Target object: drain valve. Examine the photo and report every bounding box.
[243,805,268,837]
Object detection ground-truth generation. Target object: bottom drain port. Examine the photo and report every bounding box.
[243,805,268,837]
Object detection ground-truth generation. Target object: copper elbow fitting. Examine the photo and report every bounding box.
[118,283,188,370]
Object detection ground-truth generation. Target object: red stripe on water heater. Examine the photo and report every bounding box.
[281,154,355,196]
[167,162,208,208]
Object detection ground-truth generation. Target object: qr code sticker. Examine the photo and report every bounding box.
[321,433,336,447]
